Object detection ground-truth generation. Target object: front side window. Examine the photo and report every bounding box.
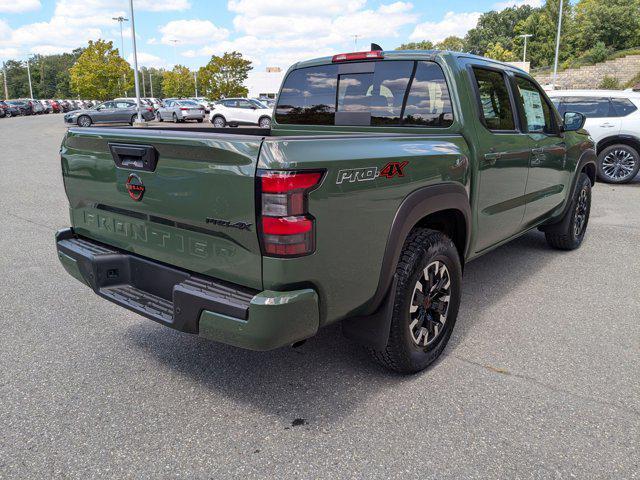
[610,98,638,117]
[561,97,611,118]
[514,76,554,134]
[472,67,515,131]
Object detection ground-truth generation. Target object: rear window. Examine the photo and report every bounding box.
[276,61,453,127]
[610,98,638,117]
[560,97,611,118]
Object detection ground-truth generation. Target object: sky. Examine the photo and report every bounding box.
[0,0,542,71]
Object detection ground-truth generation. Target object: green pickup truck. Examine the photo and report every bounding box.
[56,49,596,373]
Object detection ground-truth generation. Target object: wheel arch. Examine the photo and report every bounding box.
[366,183,470,316]
[342,183,470,349]
[596,135,640,156]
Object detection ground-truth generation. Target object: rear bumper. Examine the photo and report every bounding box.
[56,228,319,351]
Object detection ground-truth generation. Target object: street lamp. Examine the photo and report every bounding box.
[25,57,34,99]
[352,34,361,50]
[518,34,533,63]
[2,63,8,100]
[552,0,564,89]
[127,0,143,124]
[112,16,129,96]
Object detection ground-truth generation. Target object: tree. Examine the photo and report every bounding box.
[197,52,251,100]
[464,6,534,55]
[162,65,195,98]
[514,0,575,68]
[485,42,517,62]
[395,40,434,50]
[436,36,465,52]
[573,0,640,52]
[69,40,131,100]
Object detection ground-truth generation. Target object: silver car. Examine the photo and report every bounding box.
[64,100,154,127]
[156,99,205,123]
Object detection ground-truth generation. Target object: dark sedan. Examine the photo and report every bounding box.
[0,101,21,117]
[5,100,33,115]
[64,100,155,127]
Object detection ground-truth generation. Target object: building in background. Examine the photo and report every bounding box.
[245,67,285,99]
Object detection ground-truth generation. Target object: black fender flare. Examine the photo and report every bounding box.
[342,183,471,349]
[541,147,597,229]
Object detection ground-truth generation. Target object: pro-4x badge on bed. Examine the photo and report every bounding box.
[336,161,408,184]
[126,173,145,201]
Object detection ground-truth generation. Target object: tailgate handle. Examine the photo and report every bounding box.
[109,143,158,172]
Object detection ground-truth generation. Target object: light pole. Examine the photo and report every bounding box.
[128,0,143,123]
[25,57,34,99]
[142,67,146,97]
[518,34,533,63]
[194,71,198,97]
[2,62,9,100]
[352,34,361,50]
[169,39,179,65]
[552,0,564,89]
[149,71,154,98]
[113,16,129,96]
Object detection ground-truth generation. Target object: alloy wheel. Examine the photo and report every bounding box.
[601,149,636,182]
[574,187,589,237]
[409,260,451,348]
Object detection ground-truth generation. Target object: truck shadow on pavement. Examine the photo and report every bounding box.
[124,230,556,423]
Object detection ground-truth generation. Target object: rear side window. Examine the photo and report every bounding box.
[276,61,453,127]
[561,97,611,118]
[610,98,638,117]
[276,64,338,125]
[472,68,515,131]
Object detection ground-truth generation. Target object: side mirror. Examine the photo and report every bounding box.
[563,111,586,132]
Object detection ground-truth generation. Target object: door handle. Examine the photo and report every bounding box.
[483,152,501,166]
[600,123,615,128]
[109,143,158,172]
[531,147,545,155]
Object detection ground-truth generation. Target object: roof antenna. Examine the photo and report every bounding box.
[371,43,383,51]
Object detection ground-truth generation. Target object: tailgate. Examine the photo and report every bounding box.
[61,128,264,290]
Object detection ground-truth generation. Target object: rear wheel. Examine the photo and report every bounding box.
[130,114,137,126]
[6,111,11,118]
[369,229,462,374]
[597,144,640,184]
[77,115,92,127]
[172,113,179,123]
[156,111,163,122]
[258,117,272,129]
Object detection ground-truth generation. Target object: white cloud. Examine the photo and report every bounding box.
[159,19,229,46]
[0,0,40,13]
[0,0,41,13]
[227,0,365,17]
[128,51,168,68]
[410,11,481,43]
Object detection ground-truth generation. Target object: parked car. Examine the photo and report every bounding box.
[28,100,45,114]
[209,98,272,128]
[55,49,596,374]
[257,97,276,108]
[549,89,640,183]
[190,97,214,112]
[156,99,205,123]
[0,105,5,118]
[64,100,154,127]
[5,100,32,115]
[49,100,62,113]
[0,100,20,117]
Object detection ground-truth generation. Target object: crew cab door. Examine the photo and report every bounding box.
[467,64,531,252]
[511,75,569,224]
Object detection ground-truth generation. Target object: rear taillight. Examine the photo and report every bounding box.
[258,170,323,257]
[180,107,189,111]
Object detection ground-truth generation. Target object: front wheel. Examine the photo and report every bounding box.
[77,115,92,127]
[369,229,462,374]
[544,173,592,250]
[597,144,640,184]
[212,116,226,128]
[156,112,163,122]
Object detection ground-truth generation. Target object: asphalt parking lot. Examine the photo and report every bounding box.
[1,114,638,479]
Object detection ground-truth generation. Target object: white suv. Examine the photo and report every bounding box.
[548,89,640,183]
[209,98,272,129]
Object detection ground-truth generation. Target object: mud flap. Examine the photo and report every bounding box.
[342,274,398,350]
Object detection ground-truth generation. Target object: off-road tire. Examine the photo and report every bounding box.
[369,229,462,374]
[544,173,591,250]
